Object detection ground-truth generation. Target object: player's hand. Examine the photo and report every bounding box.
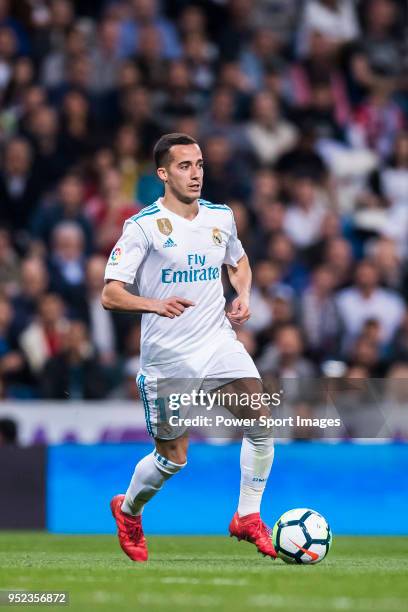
[227,295,250,325]
[153,296,195,319]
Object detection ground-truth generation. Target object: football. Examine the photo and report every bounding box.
[272,508,332,564]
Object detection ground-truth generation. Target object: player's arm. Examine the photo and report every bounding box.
[102,219,194,319]
[226,254,251,325]
[101,281,194,319]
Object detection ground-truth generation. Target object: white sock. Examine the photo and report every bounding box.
[121,449,186,516]
[238,434,274,517]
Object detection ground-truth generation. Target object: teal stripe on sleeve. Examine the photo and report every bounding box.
[132,207,160,221]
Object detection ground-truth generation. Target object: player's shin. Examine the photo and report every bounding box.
[238,434,274,517]
[121,450,186,516]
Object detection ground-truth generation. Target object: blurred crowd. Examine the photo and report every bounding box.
[0,0,408,401]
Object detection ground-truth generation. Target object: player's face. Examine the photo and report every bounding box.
[160,144,204,204]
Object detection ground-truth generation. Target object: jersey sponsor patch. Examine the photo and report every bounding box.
[157,218,173,236]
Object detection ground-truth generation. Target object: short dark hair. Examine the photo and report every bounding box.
[153,133,198,168]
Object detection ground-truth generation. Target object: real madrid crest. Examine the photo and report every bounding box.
[157,218,173,236]
[212,228,222,246]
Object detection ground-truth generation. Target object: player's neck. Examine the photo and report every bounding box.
[161,193,199,220]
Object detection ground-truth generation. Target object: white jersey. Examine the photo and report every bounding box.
[104,197,245,369]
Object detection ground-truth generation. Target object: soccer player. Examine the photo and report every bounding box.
[102,133,276,561]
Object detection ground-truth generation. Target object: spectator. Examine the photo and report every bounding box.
[58,89,96,165]
[257,324,316,378]
[201,135,250,203]
[116,322,142,400]
[113,125,145,201]
[276,125,327,185]
[352,86,404,160]
[284,175,328,249]
[250,169,281,212]
[0,26,18,92]
[40,319,111,399]
[389,309,408,363]
[118,86,161,157]
[40,23,88,90]
[255,201,285,243]
[0,0,29,55]
[0,228,20,294]
[301,265,340,360]
[49,53,92,103]
[245,91,298,165]
[0,137,44,239]
[183,31,217,94]
[290,79,346,143]
[269,289,296,331]
[84,255,117,364]
[359,0,406,79]
[218,0,254,61]
[368,236,403,290]
[306,209,343,267]
[298,0,359,56]
[3,56,35,110]
[252,0,300,44]
[0,296,25,395]
[11,257,49,335]
[246,260,277,334]
[239,27,283,92]
[200,87,245,150]
[32,173,93,253]
[154,60,203,128]
[267,232,310,292]
[48,221,87,318]
[324,237,353,288]
[228,200,255,259]
[134,24,168,89]
[118,0,181,60]
[33,0,75,63]
[217,60,253,109]
[348,333,384,376]
[178,5,208,40]
[19,293,68,376]
[89,17,122,95]
[26,105,67,189]
[336,259,405,352]
[17,84,48,135]
[291,30,351,126]
[370,131,408,210]
[85,167,139,255]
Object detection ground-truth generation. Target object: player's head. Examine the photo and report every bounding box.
[154,133,203,204]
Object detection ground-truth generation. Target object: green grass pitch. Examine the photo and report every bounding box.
[1,533,407,611]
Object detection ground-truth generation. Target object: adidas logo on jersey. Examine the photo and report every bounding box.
[163,237,177,248]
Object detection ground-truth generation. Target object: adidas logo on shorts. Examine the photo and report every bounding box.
[163,237,177,248]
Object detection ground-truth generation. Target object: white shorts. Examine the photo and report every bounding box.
[136,335,260,439]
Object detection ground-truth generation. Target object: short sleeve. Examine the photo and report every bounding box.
[223,212,245,267]
[104,219,149,283]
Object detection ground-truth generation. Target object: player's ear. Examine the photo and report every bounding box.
[157,167,167,182]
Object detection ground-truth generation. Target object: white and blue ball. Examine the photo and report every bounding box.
[272,508,332,564]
